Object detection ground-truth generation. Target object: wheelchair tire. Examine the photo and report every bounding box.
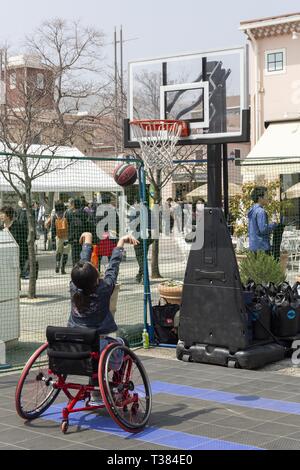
[98,343,152,433]
[15,342,61,420]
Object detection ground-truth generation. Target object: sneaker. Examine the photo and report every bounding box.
[89,392,103,406]
[89,398,104,407]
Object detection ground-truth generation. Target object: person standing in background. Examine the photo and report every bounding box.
[0,206,29,278]
[66,198,89,266]
[38,196,50,250]
[49,201,70,274]
[248,186,278,254]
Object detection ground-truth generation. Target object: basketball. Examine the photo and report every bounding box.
[113,163,137,187]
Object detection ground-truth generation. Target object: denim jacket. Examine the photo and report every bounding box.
[248,204,277,252]
[67,243,123,333]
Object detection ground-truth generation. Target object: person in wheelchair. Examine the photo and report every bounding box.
[69,231,139,405]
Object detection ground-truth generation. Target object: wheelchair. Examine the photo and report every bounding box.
[15,326,152,434]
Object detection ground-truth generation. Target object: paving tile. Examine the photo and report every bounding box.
[0,414,27,427]
[240,408,289,421]
[131,442,175,450]
[60,443,104,450]
[0,444,28,450]
[274,414,300,427]
[213,415,265,430]
[52,426,112,443]
[287,431,300,440]
[264,437,300,450]
[87,435,142,450]
[181,422,232,439]
[250,421,300,437]
[272,384,300,393]
[0,427,42,444]
[23,420,73,437]
[0,409,17,419]
[16,435,76,450]
[224,430,275,447]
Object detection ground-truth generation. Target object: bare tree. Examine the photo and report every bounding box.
[0,18,110,298]
[133,144,205,279]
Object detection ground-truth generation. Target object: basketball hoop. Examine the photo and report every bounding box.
[129,119,189,172]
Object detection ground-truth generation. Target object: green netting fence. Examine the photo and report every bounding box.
[1,152,300,371]
[0,154,150,371]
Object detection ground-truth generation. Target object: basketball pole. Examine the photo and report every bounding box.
[138,164,154,342]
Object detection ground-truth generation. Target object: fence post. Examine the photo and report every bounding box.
[0,340,11,370]
[138,165,154,342]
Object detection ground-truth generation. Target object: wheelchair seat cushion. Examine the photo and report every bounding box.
[46,326,100,377]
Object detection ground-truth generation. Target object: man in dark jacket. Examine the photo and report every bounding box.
[248,186,278,254]
[0,206,29,277]
[66,198,89,266]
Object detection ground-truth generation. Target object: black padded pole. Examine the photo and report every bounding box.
[207,144,222,208]
[222,143,229,220]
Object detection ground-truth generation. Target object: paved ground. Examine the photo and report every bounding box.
[1,353,300,450]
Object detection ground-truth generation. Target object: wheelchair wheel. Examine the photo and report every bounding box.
[16,343,61,420]
[98,343,152,433]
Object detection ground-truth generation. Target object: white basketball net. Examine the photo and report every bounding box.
[130,120,183,172]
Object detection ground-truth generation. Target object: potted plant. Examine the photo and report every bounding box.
[158,280,183,305]
[239,251,286,285]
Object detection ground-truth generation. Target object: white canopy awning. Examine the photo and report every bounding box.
[0,145,121,193]
[241,121,300,178]
[186,182,241,201]
[285,182,300,199]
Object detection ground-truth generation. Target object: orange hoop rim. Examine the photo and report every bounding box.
[130,119,185,131]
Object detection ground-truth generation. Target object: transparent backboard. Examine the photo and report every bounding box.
[126,46,249,145]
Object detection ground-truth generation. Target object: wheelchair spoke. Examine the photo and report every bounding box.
[99,343,152,432]
[16,343,61,420]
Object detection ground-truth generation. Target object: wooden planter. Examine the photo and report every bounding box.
[235,253,247,266]
[158,283,183,305]
[279,252,289,273]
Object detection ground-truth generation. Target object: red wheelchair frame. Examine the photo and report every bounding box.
[15,340,152,434]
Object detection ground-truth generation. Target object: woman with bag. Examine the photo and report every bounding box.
[50,201,70,274]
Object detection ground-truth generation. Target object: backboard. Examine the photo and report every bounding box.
[124,45,250,147]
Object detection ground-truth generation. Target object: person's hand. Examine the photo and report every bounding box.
[79,232,93,244]
[117,235,140,247]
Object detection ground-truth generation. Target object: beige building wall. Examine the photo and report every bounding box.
[243,13,300,145]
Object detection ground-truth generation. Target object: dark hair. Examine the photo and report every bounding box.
[0,206,15,220]
[74,198,81,209]
[71,261,99,311]
[54,200,65,212]
[251,186,268,203]
[101,194,111,204]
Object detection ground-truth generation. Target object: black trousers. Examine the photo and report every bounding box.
[71,241,82,266]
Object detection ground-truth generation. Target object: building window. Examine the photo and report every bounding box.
[265,49,286,75]
[36,73,45,90]
[9,72,16,89]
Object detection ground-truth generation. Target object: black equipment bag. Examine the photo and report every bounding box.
[152,302,180,344]
[271,292,299,337]
[46,326,99,376]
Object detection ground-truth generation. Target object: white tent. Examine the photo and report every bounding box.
[285,182,300,199]
[241,121,300,178]
[0,145,121,193]
[186,182,241,201]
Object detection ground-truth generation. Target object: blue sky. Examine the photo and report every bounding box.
[2,1,300,64]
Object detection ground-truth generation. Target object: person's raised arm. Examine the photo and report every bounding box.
[104,235,139,290]
[79,232,93,262]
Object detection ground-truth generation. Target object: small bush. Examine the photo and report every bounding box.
[239,251,286,285]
